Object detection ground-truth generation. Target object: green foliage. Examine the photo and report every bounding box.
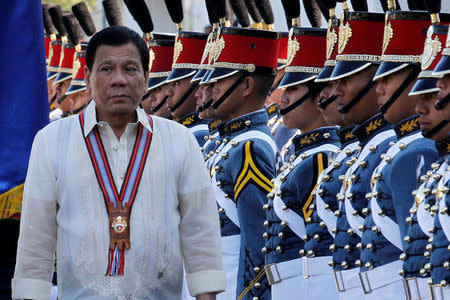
[42,0,97,12]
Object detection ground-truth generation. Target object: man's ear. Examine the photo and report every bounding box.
[242,76,255,97]
[85,66,91,95]
[143,70,149,95]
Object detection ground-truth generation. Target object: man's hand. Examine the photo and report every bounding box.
[196,292,216,300]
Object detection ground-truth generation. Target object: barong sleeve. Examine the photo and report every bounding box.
[177,131,226,297]
[12,129,57,300]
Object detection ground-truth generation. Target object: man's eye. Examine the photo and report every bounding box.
[101,66,111,72]
[125,66,138,72]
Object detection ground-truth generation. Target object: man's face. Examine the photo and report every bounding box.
[334,67,378,124]
[195,83,214,119]
[147,83,171,118]
[319,81,347,127]
[85,43,148,118]
[376,67,418,124]
[212,73,243,119]
[436,74,450,121]
[416,92,450,141]
[165,76,198,119]
[280,84,318,130]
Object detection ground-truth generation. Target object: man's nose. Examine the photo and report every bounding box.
[110,69,127,86]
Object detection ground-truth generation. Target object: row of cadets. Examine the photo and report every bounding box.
[162,0,210,147]
[201,0,280,298]
[46,5,68,121]
[42,4,58,111]
[121,0,174,119]
[62,2,97,117]
[262,0,342,298]
[357,0,450,296]
[195,0,234,155]
[326,1,397,298]
[417,1,450,296]
[430,16,450,296]
[389,0,450,298]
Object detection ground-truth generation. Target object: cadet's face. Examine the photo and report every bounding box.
[376,67,418,123]
[195,84,214,119]
[165,76,198,119]
[147,84,171,118]
[48,78,56,102]
[436,75,450,121]
[85,43,148,118]
[319,81,346,127]
[280,84,317,130]
[55,79,71,103]
[265,68,285,105]
[416,92,450,141]
[334,67,378,124]
[212,73,242,119]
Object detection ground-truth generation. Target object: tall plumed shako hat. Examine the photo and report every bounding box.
[54,13,82,85]
[278,27,327,89]
[330,11,385,80]
[147,35,175,90]
[373,10,431,81]
[47,5,67,81]
[206,27,280,83]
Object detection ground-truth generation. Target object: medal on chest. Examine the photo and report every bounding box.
[79,112,153,275]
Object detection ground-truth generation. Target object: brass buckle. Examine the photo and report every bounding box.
[264,264,281,285]
[428,283,444,300]
[403,277,421,300]
[333,270,346,292]
[358,271,372,294]
[302,256,310,279]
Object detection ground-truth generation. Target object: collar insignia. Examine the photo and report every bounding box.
[365,118,382,135]
[208,119,222,132]
[267,104,277,116]
[399,118,419,135]
[286,28,300,66]
[179,113,200,127]
[382,21,394,56]
[422,27,442,70]
[338,15,352,54]
[300,132,320,145]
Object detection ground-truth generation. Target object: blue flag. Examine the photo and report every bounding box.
[0,0,49,218]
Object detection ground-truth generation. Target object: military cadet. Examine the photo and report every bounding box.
[47,5,67,121]
[328,6,397,299]
[427,16,450,299]
[42,4,57,107]
[356,6,439,298]
[205,25,280,300]
[262,21,340,299]
[52,13,84,118]
[142,35,175,118]
[400,6,450,298]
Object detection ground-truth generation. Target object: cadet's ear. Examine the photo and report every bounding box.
[242,76,255,97]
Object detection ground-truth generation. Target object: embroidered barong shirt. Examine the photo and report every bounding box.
[12,101,225,299]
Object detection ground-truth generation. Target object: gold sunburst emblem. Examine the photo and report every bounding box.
[338,15,352,54]
[72,57,81,79]
[212,36,225,62]
[421,27,442,70]
[286,29,300,66]
[149,49,156,71]
[173,36,183,63]
[326,25,338,59]
[382,22,394,55]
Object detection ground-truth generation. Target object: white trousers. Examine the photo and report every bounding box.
[182,235,240,300]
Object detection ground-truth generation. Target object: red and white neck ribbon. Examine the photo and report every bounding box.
[79,112,153,275]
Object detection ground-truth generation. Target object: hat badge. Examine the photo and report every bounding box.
[421,27,442,70]
[326,23,337,59]
[201,33,214,65]
[286,29,300,66]
[382,21,394,55]
[72,57,81,80]
[338,15,352,54]
[173,36,183,63]
[149,49,156,71]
